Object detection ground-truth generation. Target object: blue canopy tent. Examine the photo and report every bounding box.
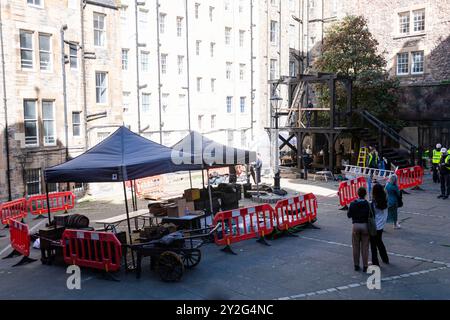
[44,126,203,248]
[172,131,257,216]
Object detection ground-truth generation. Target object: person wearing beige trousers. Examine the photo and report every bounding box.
[347,187,371,272]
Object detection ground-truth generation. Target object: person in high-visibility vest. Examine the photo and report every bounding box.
[432,144,442,183]
[438,148,450,200]
[367,148,379,169]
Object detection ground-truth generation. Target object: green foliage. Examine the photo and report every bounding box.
[314,16,401,125]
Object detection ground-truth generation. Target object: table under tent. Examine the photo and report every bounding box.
[172,131,257,215]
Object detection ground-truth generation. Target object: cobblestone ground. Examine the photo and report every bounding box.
[0,172,449,300]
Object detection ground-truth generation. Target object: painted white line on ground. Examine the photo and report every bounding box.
[277,266,449,300]
[0,220,47,257]
[318,201,448,219]
[298,235,450,266]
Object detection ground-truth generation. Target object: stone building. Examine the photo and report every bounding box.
[299,0,450,148]
[0,0,123,201]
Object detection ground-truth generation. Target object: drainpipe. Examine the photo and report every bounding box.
[134,0,142,133]
[156,0,163,144]
[0,4,12,200]
[185,0,191,131]
[250,0,254,140]
[61,25,70,191]
[80,0,88,150]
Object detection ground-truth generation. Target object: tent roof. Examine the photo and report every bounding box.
[172,131,256,166]
[44,126,203,183]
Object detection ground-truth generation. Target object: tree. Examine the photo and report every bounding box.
[314,16,400,125]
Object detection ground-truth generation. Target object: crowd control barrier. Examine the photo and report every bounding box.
[273,193,318,232]
[396,166,424,190]
[343,165,394,182]
[337,177,368,208]
[2,220,36,266]
[61,230,122,273]
[213,204,275,254]
[0,198,27,225]
[28,192,76,216]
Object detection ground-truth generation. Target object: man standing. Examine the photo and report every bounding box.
[438,148,450,200]
[432,144,442,183]
[367,147,379,169]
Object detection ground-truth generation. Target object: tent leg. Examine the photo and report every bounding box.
[122,181,135,269]
[45,182,51,225]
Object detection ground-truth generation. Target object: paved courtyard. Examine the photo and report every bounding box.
[0,173,449,300]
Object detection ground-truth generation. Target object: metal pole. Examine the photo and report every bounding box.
[250,0,254,140]
[45,183,51,225]
[134,0,142,133]
[185,0,192,131]
[60,26,70,191]
[80,0,88,151]
[0,5,12,200]
[156,0,163,144]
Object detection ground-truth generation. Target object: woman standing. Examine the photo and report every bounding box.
[347,187,370,272]
[370,183,389,266]
[386,175,402,229]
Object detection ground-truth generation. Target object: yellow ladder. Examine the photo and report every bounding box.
[357,147,368,167]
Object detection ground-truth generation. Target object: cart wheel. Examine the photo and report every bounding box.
[157,251,184,282]
[181,249,201,269]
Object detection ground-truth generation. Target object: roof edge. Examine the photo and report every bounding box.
[85,0,119,10]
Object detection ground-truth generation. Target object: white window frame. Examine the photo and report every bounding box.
[72,111,81,136]
[38,33,52,71]
[226,62,232,80]
[24,99,39,147]
[396,52,409,75]
[411,51,424,75]
[122,48,129,71]
[42,100,56,146]
[240,97,246,113]
[239,64,245,80]
[161,53,168,74]
[398,12,410,34]
[93,13,106,47]
[141,93,151,113]
[159,13,166,34]
[95,71,108,104]
[140,51,149,72]
[20,30,34,70]
[177,17,184,37]
[225,27,232,45]
[239,30,245,47]
[226,96,233,113]
[177,55,184,75]
[69,43,78,70]
[195,3,200,19]
[270,20,278,44]
[122,92,131,113]
[270,59,278,80]
[27,0,44,8]
[413,9,425,32]
[162,93,169,112]
[210,42,215,57]
[196,40,201,56]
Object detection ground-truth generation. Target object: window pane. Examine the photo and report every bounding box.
[39,34,50,51]
[24,100,36,119]
[42,101,53,118]
[20,31,33,49]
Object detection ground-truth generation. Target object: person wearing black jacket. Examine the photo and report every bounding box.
[347,187,370,272]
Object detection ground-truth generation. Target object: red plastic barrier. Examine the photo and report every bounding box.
[213,204,275,247]
[61,230,122,272]
[28,192,76,216]
[273,193,318,231]
[0,198,27,225]
[396,166,424,190]
[9,220,31,257]
[337,177,368,207]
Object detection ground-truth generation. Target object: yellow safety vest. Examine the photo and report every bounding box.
[433,149,442,164]
[446,155,450,171]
